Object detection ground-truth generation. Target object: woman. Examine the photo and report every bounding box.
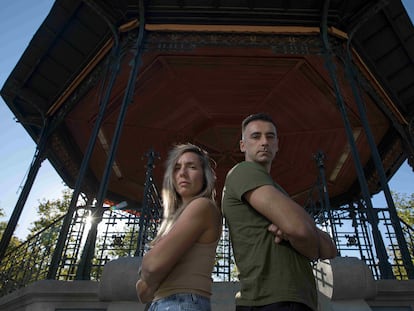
[136,143,222,311]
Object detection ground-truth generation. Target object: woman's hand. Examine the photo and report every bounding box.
[136,279,155,303]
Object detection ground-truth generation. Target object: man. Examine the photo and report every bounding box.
[222,113,337,311]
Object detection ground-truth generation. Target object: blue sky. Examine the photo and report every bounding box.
[0,1,413,239]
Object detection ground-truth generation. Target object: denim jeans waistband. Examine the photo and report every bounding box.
[149,292,211,311]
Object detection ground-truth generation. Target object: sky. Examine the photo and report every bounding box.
[0,1,413,239]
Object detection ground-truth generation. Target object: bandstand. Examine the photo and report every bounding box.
[0,0,414,303]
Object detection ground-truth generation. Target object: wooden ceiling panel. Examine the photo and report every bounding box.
[63,43,398,206]
[163,56,296,115]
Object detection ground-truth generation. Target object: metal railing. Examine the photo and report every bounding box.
[0,205,236,297]
[1,200,413,297]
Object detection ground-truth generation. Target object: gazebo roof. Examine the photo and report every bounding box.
[1,0,414,209]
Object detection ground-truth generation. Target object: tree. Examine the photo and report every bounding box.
[0,208,22,250]
[392,191,414,226]
[27,187,73,236]
[390,191,414,280]
[21,188,74,282]
[0,208,23,294]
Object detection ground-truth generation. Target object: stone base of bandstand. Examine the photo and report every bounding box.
[1,257,413,311]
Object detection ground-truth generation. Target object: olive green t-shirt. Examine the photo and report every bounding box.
[222,161,317,310]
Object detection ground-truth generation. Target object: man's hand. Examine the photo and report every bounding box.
[268,223,337,259]
[268,223,288,244]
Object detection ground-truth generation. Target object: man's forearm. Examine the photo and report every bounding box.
[286,225,320,260]
[268,222,319,259]
[317,228,337,259]
[271,225,337,260]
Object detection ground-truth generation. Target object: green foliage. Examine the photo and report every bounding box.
[390,191,414,280]
[0,207,22,249]
[0,208,24,294]
[392,191,414,226]
[27,187,73,236]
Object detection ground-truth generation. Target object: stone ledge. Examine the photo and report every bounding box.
[0,280,106,311]
[315,257,376,300]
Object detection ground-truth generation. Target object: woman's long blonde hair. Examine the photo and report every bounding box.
[151,143,216,245]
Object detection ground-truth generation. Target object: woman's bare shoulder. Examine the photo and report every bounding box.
[189,197,216,207]
[184,197,220,219]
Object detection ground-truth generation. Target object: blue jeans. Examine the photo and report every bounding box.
[148,293,211,311]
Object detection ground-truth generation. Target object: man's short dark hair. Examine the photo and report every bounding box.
[242,113,277,133]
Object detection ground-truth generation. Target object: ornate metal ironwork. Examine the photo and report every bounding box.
[2,158,413,297]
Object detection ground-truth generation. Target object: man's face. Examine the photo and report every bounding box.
[240,120,279,167]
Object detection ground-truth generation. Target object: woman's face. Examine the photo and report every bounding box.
[173,151,204,203]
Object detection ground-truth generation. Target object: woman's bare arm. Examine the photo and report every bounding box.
[137,198,218,292]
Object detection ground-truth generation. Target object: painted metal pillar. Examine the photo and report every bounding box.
[75,206,104,280]
[321,0,394,279]
[47,19,122,279]
[314,151,331,212]
[0,120,49,262]
[78,0,147,278]
[135,149,159,256]
[94,0,146,212]
[314,151,338,244]
[344,45,414,279]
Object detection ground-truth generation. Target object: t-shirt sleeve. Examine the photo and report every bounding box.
[225,161,274,201]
